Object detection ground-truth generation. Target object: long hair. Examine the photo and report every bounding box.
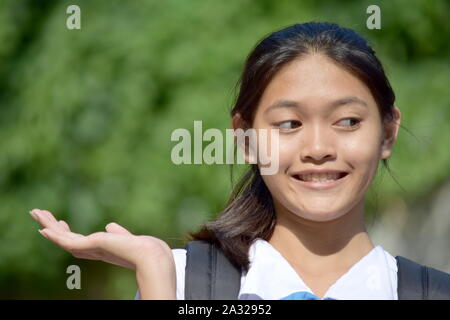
[188,22,396,273]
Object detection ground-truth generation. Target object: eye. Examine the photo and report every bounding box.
[274,120,302,131]
[336,118,361,128]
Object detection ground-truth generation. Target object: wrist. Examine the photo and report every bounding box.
[136,265,176,300]
[135,253,176,300]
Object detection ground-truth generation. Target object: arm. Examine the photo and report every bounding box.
[29,208,177,300]
[135,245,177,300]
[136,263,176,299]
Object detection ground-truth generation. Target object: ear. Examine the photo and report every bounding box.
[231,113,257,163]
[380,106,401,160]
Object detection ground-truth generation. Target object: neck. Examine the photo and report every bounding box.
[268,199,374,276]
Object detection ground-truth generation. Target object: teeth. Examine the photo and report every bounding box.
[299,173,340,182]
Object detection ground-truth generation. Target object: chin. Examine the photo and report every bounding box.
[290,203,347,222]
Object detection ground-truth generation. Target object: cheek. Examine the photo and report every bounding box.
[264,138,299,174]
[255,130,296,169]
[260,171,287,206]
[340,129,383,176]
[278,139,297,159]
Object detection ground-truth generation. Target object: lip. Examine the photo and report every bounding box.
[290,171,349,190]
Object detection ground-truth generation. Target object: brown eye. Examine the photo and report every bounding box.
[276,120,302,131]
[337,118,361,128]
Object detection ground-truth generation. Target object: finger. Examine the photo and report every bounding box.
[40,228,91,252]
[40,229,106,263]
[37,218,83,241]
[30,209,58,226]
[42,210,68,232]
[31,209,66,234]
[40,209,59,222]
[59,220,71,232]
[105,222,133,235]
[32,209,58,223]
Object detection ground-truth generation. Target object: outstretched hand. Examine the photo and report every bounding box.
[29,208,173,271]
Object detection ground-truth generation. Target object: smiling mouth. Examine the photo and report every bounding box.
[291,172,349,190]
[292,172,348,182]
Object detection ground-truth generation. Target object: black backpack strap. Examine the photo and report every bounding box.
[396,255,450,300]
[185,240,241,300]
[396,256,427,299]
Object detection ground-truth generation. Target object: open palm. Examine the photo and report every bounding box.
[29,208,173,271]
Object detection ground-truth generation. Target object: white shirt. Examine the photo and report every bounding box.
[135,238,398,300]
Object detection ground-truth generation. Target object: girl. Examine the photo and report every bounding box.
[29,22,450,300]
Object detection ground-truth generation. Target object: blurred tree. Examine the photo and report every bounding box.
[0,0,449,299]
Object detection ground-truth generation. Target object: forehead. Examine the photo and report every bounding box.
[257,54,377,114]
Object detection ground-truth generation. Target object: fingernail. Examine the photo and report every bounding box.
[38,229,48,238]
[30,209,40,215]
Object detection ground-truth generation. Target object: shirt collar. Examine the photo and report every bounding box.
[238,238,396,300]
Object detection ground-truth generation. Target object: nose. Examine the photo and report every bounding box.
[300,125,336,163]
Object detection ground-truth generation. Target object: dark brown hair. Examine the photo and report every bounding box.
[188,22,396,273]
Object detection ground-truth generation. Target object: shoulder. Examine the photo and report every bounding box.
[371,246,399,299]
[134,248,186,300]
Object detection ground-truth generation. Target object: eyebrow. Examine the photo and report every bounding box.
[264,96,368,114]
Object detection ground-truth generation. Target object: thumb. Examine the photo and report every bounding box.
[105,222,133,235]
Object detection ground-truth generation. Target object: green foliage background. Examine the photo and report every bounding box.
[0,0,449,298]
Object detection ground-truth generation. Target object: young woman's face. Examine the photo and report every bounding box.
[244,54,400,222]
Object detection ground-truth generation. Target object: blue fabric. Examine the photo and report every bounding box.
[281,291,336,300]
